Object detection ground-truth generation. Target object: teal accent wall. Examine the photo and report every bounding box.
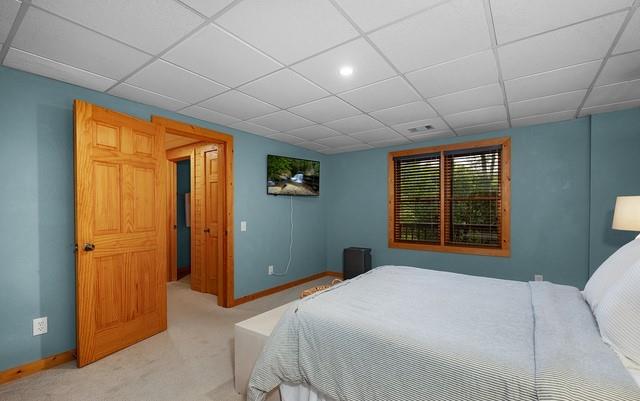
[0,66,327,371]
[325,118,592,287]
[176,160,191,269]
[589,108,640,275]
[1,64,638,373]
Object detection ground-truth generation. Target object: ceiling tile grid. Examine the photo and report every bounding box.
[0,0,639,154]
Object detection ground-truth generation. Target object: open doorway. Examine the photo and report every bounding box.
[156,116,234,308]
[176,159,191,281]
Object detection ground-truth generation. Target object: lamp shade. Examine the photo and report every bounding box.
[612,196,640,231]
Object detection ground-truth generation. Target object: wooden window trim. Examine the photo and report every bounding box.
[388,137,511,257]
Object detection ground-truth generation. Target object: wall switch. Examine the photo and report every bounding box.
[240,221,247,232]
[33,317,48,336]
[268,265,274,275]
[534,274,544,282]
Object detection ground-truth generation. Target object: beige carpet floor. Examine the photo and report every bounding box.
[0,275,333,401]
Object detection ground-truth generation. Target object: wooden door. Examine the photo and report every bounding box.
[203,145,225,295]
[74,100,167,367]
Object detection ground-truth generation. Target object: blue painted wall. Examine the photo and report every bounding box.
[0,66,327,371]
[325,119,592,288]
[1,64,638,372]
[176,160,191,270]
[589,108,640,274]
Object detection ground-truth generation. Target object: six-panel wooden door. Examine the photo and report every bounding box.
[204,146,225,296]
[74,100,167,367]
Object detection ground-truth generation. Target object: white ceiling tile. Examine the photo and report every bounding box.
[338,76,420,112]
[333,0,443,32]
[288,96,360,123]
[13,8,151,80]
[350,127,403,143]
[579,98,640,117]
[163,24,282,87]
[108,83,189,111]
[456,120,509,136]
[584,78,640,107]
[444,105,507,128]
[392,117,449,135]
[490,0,633,44]
[369,0,491,72]
[216,0,358,65]
[498,13,625,80]
[370,137,411,147]
[291,38,396,93]
[285,125,342,141]
[230,120,278,137]
[429,83,504,115]
[369,101,437,125]
[323,113,384,133]
[408,130,455,142]
[405,50,499,98]
[297,141,331,152]
[239,69,328,108]
[126,60,227,104]
[614,10,640,54]
[32,0,204,54]
[180,105,241,126]
[596,51,640,86]
[316,135,363,147]
[324,143,374,154]
[511,110,576,128]
[267,133,306,145]
[249,110,315,131]
[0,0,20,43]
[504,60,600,103]
[181,0,235,17]
[200,90,278,120]
[509,90,586,119]
[4,47,117,91]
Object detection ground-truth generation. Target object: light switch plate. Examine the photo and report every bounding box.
[33,317,48,336]
[241,221,247,232]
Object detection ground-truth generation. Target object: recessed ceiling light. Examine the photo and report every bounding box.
[339,66,354,77]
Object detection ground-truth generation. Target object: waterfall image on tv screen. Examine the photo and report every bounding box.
[267,155,320,196]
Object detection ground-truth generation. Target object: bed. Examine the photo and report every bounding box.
[248,265,640,401]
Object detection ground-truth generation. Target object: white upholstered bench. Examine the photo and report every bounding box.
[234,301,295,400]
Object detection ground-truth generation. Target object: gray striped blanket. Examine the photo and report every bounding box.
[247,266,640,401]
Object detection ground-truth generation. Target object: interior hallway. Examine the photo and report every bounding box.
[0,275,333,401]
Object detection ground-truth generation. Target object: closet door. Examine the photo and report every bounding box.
[74,100,167,367]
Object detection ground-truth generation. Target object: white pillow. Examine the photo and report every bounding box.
[583,239,640,312]
[595,262,640,366]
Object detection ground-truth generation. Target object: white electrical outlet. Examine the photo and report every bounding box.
[534,274,544,282]
[268,265,274,275]
[33,317,48,336]
[241,221,247,232]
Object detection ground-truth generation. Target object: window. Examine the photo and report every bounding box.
[388,137,510,256]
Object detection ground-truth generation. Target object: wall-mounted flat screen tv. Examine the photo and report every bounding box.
[267,155,320,196]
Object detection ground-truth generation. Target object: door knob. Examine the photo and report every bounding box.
[83,243,96,252]
[204,228,211,233]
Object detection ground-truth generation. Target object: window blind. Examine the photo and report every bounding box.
[393,153,440,244]
[444,146,501,247]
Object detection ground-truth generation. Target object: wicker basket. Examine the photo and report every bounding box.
[300,279,342,298]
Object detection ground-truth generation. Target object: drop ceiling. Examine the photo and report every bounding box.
[1,0,639,154]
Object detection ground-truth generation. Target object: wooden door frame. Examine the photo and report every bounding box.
[152,116,234,308]
[165,145,194,283]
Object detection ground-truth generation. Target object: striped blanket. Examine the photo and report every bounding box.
[247,266,640,401]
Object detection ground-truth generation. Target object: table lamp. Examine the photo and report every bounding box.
[612,196,640,239]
